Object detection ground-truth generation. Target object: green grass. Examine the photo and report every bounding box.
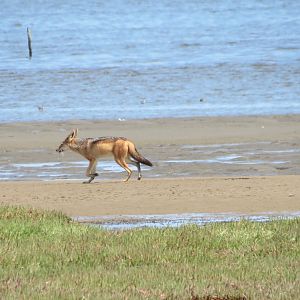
[0,206,299,299]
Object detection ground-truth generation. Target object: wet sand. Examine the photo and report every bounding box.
[0,115,299,217]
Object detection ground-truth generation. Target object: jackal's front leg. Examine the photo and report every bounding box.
[83,159,98,184]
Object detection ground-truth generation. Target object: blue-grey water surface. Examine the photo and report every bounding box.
[1,0,300,122]
[75,212,300,230]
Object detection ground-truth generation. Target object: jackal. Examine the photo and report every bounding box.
[56,129,153,183]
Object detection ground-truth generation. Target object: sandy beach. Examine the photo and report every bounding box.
[0,176,299,217]
[0,115,300,217]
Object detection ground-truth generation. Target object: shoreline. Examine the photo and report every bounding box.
[1,112,299,125]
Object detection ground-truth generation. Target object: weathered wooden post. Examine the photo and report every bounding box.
[27,27,32,59]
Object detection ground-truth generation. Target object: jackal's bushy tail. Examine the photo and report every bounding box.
[128,144,153,167]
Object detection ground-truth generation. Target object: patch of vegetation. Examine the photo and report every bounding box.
[0,206,299,299]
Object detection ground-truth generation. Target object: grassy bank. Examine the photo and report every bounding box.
[0,206,299,299]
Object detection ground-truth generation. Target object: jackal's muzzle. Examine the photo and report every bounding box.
[56,143,65,153]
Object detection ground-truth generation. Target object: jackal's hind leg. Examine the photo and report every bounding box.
[115,159,132,182]
[128,158,142,180]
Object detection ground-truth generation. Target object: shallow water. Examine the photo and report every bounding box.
[74,211,300,230]
[1,0,300,122]
[1,141,299,180]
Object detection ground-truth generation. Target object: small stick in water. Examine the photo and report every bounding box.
[27,27,32,59]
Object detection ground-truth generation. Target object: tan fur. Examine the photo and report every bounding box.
[56,129,152,183]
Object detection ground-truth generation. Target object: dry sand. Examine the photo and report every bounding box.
[0,176,299,217]
[0,115,299,217]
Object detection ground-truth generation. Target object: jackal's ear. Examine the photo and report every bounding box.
[70,129,77,139]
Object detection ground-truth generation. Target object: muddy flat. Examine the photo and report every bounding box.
[0,115,299,217]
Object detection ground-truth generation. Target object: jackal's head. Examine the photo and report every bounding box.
[56,129,78,153]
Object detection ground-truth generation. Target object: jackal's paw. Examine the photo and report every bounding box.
[83,176,95,184]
